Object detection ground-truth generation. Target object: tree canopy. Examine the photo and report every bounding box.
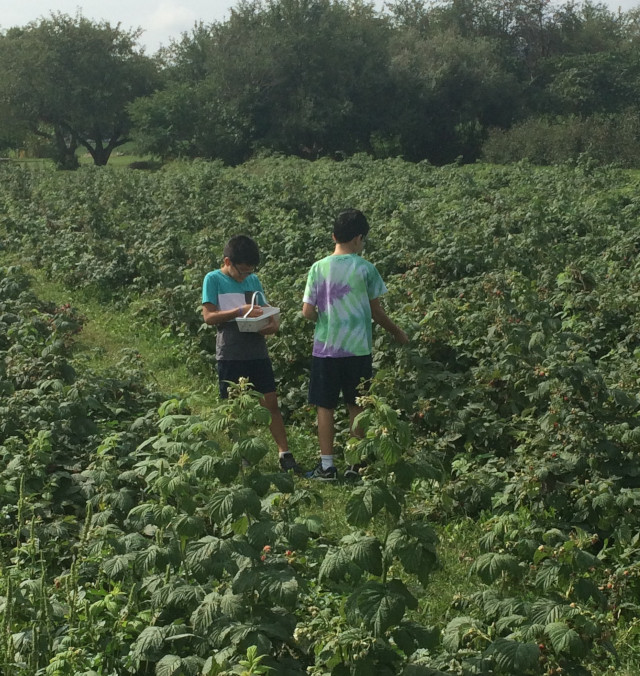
[0,13,159,167]
[1,0,640,167]
[129,0,640,165]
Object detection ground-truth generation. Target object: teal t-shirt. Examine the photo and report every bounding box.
[303,254,387,358]
[202,269,269,361]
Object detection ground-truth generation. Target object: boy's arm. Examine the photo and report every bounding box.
[302,302,318,322]
[370,298,409,344]
[258,315,280,335]
[202,302,262,325]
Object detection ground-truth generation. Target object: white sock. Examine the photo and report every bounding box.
[321,455,334,470]
[279,451,290,458]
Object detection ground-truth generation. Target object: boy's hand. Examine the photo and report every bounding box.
[258,316,280,335]
[239,304,263,318]
[394,328,409,344]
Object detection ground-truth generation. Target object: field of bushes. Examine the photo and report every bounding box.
[1,155,640,675]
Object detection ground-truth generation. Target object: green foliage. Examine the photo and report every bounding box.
[0,13,158,167]
[3,156,640,674]
[482,111,640,167]
[3,0,640,166]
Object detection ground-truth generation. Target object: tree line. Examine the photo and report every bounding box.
[1,0,640,168]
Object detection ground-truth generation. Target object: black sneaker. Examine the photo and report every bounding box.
[279,452,304,475]
[305,462,338,481]
[343,464,363,482]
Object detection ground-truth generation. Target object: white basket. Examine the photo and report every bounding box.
[236,291,280,333]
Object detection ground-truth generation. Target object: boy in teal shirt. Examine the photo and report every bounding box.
[202,234,302,474]
[302,209,408,480]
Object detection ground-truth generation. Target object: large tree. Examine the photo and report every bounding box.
[386,27,519,162]
[0,13,159,168]
[131,0,393,163]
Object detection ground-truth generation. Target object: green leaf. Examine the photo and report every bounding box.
[232,567,260,595]
[155,654,182,676]
[402,666,449,676]
[351,581,409,636]
[495,614,527,633]
[591,492,614,510]
[296,515,323,535]
[573,549,600,572]
[484,638,539,671]
[185,536,238,578]
[132,625,164,659]
[388,578,418,610]
[470,552,521,583]
[258,565,299,607]
[574,578,605,606]
[479,591,525,620]
[190,594,221,633]
[266,471,295,493]
[220,593,244,619]
[534,561,561,591]
[166,585,203,609]
[442,616,481,652]
[385,524,438,585]
[101,553,135,578]
[190,454,219,478]
[207,487,261,523]
[216,458,241,484]
[392,460,417,488]
[247,472,271,497]
[528,331,545,350]
[530,599,568,625]
[341,533,383,576]
[379,435,402,465]
[234,436,269,464]
[319,546,352,582]
[282,522,310,550]
[545,622,585,657]
[247,520,278,549]
[392,621,439,656]
[345,483,394,527]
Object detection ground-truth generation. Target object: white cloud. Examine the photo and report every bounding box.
[148,1,197,31]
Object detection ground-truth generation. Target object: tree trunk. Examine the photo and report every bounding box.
[53,127,79,170]
[90,146,111,166]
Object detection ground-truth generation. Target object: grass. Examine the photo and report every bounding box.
[9,141,158,169]
[7,260,211,400]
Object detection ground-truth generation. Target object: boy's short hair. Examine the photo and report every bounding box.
[223,235,260,266]
[333,209,370,243]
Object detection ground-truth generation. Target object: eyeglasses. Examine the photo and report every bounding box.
[231,261,257,277]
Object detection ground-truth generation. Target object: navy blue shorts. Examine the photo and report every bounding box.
[216,359,276,399]
[308,355,373,409]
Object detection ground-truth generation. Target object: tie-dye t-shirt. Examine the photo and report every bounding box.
[303,254,387,358]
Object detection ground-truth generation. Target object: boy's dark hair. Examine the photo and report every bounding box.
[333,209,370,243]
[223,235,260,266]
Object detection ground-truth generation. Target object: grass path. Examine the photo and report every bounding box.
[4,257,214,405]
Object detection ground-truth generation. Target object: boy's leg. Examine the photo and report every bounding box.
[260,391,288,455]
[317,406,335,457]
[342,357,372,481]
[261,391,303,474]
[344,403,366,481]
[307,357,340,479]
[216,361,236,399]
[347,403,364,439]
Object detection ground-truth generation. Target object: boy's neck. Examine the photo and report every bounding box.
[333,242,359,255]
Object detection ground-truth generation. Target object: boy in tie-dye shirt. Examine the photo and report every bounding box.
[302,209,409,480]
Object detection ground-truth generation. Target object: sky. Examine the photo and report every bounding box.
[2,0,640,53]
